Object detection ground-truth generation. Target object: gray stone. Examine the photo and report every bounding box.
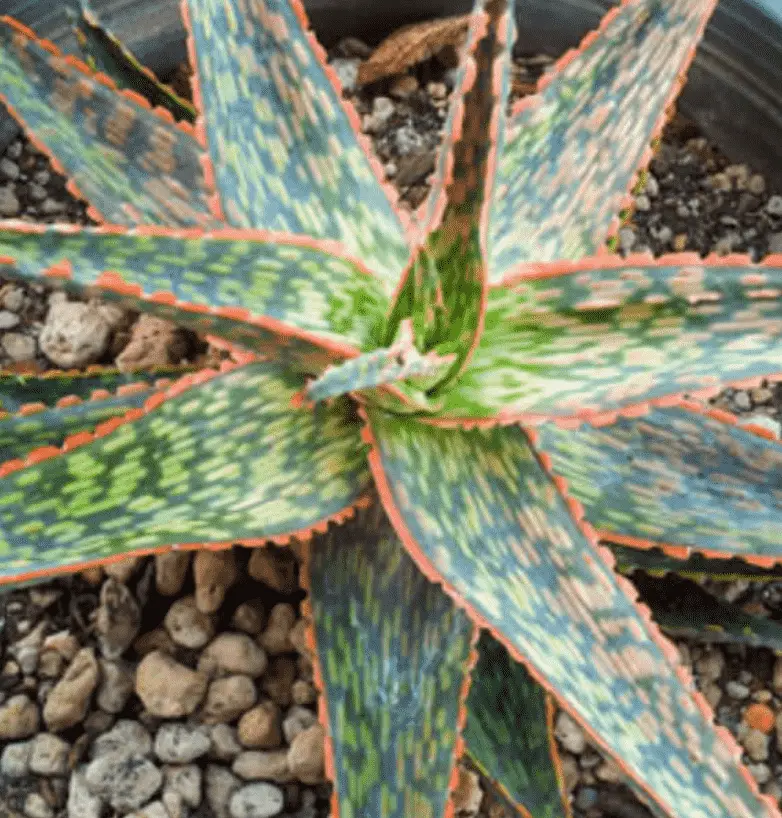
[229,783,285,818]
[0,158,19,180]
[363,96,394,133]
[85,753,163,811]
[554,712,586,755]
[206,765,241,818]
[67,770,103,818]
[0,694,39,739]
[330,58,359,93]
[769,233,782,255]
[732,392,752,412]
[766,195,782,217]
[618,227,635,253]
[127,801,169,818]
[1,740,32,778]
[0,186,19,217]
[97,660,134,713]
[727,680,751,700]
[39,301,111,369]
[29,732,70,775]
[211,723,243,761]
[634,194,650,211]
[24,793,53,818]
[164,763,203,807]
[10,621,46,675]
[155,723,211,763]
[1,332,36,362]
[28,183,47,202]
[0,310,20,330]
[96,576,142,660]
[644,173,659,197]
[92,719,152,760]
[282,706,317,744]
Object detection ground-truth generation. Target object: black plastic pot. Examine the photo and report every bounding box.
[1,0,782,185]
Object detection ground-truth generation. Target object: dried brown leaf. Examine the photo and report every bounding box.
[357,14,471,86]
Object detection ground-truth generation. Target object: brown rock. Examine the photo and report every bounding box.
[80,567,104,586]
[231,602,265,636]
[201,676,257,724]
[194,550,237,614]
[43,648,99,731]
[155,551,191,596]
[134,628,176,657]
[104,557,141,584]
[198,634,267,678]
[452,767,483,815]
[261,658,297,708]
[0,694,39,739]
[288,619,310,656]
[247,549,296,593]
[39,301,111,368]
[41,631,79,662]
[237,702,282,749]
[164,596,215,649]
[258,604,296,655]
[135,651,208,718]
[286,724,325,784]
[116,314,189,371]
[233,750,293,782]
[291,681,317,706]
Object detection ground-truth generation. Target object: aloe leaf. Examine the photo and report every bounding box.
[437,258,782,422]
[0,17,215,227]
[386,0,514,386]
[0,361,370,585]
[466,633,570,818]
[306,321,453,407]
[305,506,475,818]
[489,0,717,280]
[612,546,782,582]
[181,0,409,288]
[534,404,782,563]
[67,0,196,122]
[364,410,776,818]
[0,224,388,367]
[635,573,782,652]
[0,365,191,412]
[0,386,152,464]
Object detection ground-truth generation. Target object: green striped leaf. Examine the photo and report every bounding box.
[0,366,189,413]
[68,0,196,122]
[438,260,782,421]
[612,546,782,583]
[0,224,388,366]
[0,17,214,227]
[307,507,475,818]
[466,633,569,818]
[0,361,370,584]
[489,0,717,280]
[306,321,452,407]
[365,411,775,818]
[535,405,782,561]
[0,387,151,464]
[183,0,409,288]
[387,0,514,386]
[637,573,782,653]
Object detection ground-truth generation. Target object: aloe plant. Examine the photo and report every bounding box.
[1,0,782,815]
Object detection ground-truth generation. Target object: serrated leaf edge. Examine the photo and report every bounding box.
[0,220,374,362]
[298,530,481,818]
[0,15,216,226]
[360,408,781,818]
[530,396,782,571]
[505,0,718,257]
[179,0,414,243]
[0,359,372,586]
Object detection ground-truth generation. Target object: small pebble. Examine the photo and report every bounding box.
[742,727,770,762]
[726,680,750,700]
[24,793,54,818]
[1,740,32,778]
[554,711,586,755]
[229,782,285,818]
[29,732,70,775]
[766,195,782,217]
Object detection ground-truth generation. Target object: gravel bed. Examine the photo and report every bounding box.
[0,30,782,818]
